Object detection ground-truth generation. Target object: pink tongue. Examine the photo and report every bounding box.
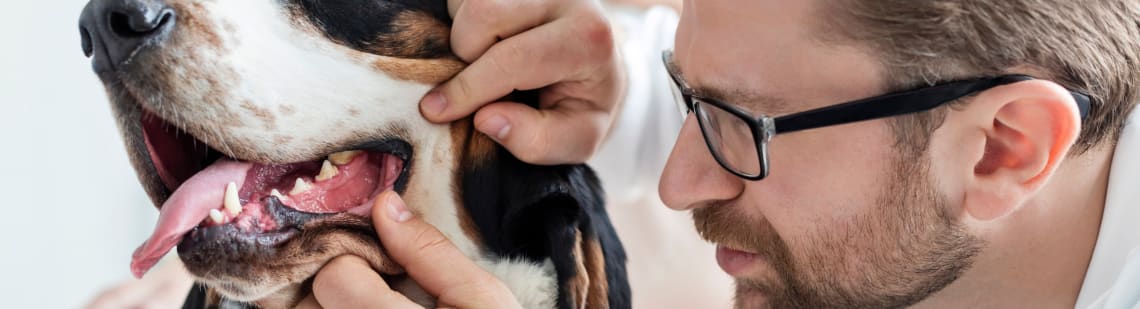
[130,160,252,278]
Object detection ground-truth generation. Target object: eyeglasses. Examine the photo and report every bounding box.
[662,50,1092,181]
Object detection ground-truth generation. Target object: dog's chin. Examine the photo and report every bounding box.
[180,214,405,306]
[125,100,415,307]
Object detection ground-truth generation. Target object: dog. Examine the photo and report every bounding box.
[78,0,629,308]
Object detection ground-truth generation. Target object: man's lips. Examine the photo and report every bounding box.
[716,246,761,277]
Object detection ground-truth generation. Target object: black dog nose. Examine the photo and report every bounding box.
[79,0,175,72]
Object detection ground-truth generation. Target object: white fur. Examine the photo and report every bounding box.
[478,258,558,309]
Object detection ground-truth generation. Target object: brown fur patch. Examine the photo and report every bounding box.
[175,2,226,50]
[279,104,296,116]
[568,232,590,309]
[450,119,487,247]
[205,288,222,308]
[583,238,610,309]
[372,56,466,84]
[240,99,277,130]
[370,11,451,58]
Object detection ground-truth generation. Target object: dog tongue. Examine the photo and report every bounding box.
[130,160,251,278]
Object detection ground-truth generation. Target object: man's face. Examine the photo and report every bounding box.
[660,1,982,308]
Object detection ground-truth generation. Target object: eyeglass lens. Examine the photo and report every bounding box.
[693,101,763,177]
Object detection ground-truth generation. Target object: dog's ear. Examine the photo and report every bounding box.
[459,146,630,308]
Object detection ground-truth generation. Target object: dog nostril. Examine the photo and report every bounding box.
[80,26,94,57]
[107,8,174,38]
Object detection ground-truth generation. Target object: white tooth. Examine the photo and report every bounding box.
[270,189,285,200]
[224,182,242,216]
[209,209,224,224]
[328,150,363,165]
[290,178,312,195]
[316,160,338,181]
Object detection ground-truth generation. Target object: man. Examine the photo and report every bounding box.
[306,0,1140,308]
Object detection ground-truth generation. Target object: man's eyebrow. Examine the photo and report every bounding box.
[693,84,793,115]
[667,56,792,114]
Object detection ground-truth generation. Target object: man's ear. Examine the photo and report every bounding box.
[957,79,1083,221]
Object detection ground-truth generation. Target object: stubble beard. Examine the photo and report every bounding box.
[694,152,983,309]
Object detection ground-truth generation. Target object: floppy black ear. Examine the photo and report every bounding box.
[460,146,629,308]
[502,166,630,309]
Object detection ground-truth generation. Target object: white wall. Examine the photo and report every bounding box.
[0,1,158,307]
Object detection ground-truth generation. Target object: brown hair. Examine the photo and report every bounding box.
[823,0,1140,154]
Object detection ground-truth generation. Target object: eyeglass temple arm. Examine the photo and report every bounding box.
[772,76,1092,134]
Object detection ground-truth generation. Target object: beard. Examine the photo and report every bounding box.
[693,151,982,309]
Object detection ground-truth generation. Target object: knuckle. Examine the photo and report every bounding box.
[463,0,504,27]
[413,228,452,254]
[451,74,477,102]
[576,13,615,58]
[513,134,551,164]
[488,44,523,76]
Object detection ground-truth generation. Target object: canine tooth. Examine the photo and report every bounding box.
[209,209,224,224]
[316,160,338,181]
[290,178,312,195]
[328,150,362,165]
[270,189,285,200]
[224,182,242,216]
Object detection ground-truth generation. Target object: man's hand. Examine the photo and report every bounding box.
[297,191,521,309]
[420,0,625,165]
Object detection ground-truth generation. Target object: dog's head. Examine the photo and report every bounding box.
[79,0,478,306]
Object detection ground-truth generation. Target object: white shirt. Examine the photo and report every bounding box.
[1077,107,1140,309]
[593,5,1140,309]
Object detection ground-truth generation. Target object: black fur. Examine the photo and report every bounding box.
[288,0,452,59]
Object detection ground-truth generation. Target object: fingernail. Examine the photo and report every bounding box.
[478,115,511,140]
[385,193,412,223]
[421,92,447,117]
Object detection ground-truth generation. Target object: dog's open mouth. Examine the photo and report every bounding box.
[130,109,410,278]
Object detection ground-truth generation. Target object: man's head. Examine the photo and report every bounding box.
[658,0,1140,308]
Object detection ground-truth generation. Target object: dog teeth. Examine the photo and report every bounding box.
[290,178,312,195]
[270,189,285,200]
[316,160,338,181]
[224,182,243,216]
[328,150,362,165]
[208,209,225,224]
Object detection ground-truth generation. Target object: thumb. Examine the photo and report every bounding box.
[371,191,520,309]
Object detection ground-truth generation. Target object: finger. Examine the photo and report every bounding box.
[371,192,518,308]
[474,100,609,164]
[420,13,615,123]
[311,256,421,309]
[294,294,321,309]
[448,0,561,62]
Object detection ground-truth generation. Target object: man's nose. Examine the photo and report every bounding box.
[659,116,745,211]
[79,0,176,72]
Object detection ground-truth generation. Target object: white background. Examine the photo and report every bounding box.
[0,0,157,307]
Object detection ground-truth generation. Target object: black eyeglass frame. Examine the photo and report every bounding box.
[662,50,1092,181]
